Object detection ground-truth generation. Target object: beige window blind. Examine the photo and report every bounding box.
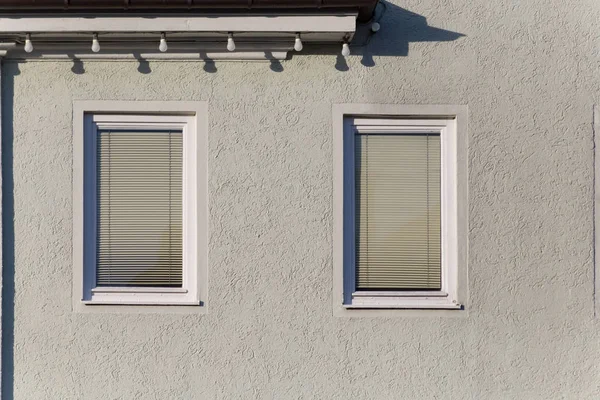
[355,132,441,290]
[96,130,183,287]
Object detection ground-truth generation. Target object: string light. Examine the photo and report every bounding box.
[341,41,350,57]
[227,32,236,52]
[294,33,303,52]
[159,32,168,52]
[24,33,33,53]
[91,33,100,53]
[19,30,361,57]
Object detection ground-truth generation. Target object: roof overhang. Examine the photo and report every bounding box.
[0,11,366,60]
[0,1,380,60]
[0,0,377,17]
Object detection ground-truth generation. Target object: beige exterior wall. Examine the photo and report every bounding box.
[2,0,600,398]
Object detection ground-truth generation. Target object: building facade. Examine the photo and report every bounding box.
[0,0,599,398]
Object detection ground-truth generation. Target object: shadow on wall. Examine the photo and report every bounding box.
[1,62,18,400]
[133,53,152,74]
[297,1,465,70]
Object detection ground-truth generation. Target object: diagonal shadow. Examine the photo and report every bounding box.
[298,1,465,69]
[357,2,465,57]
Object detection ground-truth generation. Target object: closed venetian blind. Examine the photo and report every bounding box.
[355,132,441,290]
[96,130,183,287]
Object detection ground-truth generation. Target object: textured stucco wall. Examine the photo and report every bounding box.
[2,0,600,398]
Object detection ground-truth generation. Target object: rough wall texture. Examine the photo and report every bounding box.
[2,0,600,398]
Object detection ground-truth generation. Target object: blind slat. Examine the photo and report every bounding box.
[96,130,183,288]
[355,133,441,290]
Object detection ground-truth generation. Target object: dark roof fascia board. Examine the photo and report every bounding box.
[0,0,378,20]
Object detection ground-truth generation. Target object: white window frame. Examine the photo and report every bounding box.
[333,104,468,314]
[73,101,208,311]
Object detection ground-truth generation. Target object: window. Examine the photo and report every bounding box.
[333,105,467,312]
[73,101,207,309]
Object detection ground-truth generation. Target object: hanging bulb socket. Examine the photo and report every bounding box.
[24,33,33,53]
[294,33,303,52]
[91,33,101,53]
[159,32,168,53]
[227,32,236,52]
[341,42,350,57]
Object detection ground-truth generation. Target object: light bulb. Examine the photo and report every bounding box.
[24,33,33,53]
[341,42,350,57]
[159,32,168,52]
[294,33,303,52]
[91,33,100,53]
[227,33,236,52]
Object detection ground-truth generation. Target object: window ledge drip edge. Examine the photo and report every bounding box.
[347,291,461,309]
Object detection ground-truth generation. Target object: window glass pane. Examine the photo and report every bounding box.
[96,130,183,287]
[355,132,441,290]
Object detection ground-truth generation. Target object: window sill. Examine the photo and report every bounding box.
[91,287,188,294]
[82,300,201,306]
[346,290,461,310]
[83,286,198,306]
